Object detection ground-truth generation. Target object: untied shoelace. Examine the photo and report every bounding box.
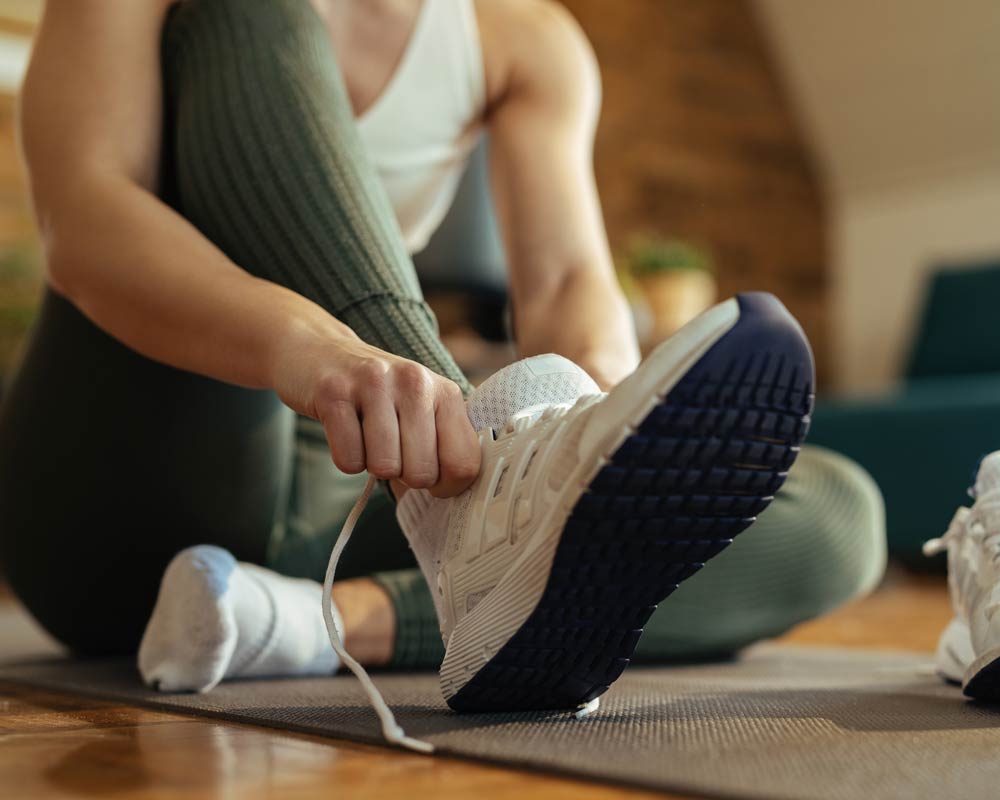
[322,474,435,754]
[924,500,1000,558]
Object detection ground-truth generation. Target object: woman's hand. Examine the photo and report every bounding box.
[274,328,481,498]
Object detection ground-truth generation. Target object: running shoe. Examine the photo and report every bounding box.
[924,451,1000,697]
[324,292,814,750]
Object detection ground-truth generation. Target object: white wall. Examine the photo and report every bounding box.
[755,0,1000,390]
[835,166,1000,389]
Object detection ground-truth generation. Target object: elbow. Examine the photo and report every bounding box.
[27,171,126,307]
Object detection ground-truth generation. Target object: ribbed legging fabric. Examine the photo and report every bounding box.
[0,0,886,667]
[161,0,471,392]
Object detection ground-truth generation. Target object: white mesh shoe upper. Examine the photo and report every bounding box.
[465,353,601,432]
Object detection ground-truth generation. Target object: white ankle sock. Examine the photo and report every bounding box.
[138,545,340,692]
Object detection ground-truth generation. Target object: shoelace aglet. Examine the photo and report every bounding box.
[323,475,435,755]
[923,507,974,557]
[397,734,435,754]
[922,537,945,557]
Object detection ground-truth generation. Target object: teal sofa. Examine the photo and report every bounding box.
[808,261,1000,567]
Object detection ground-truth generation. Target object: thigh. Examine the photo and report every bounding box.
[0,290,294,654]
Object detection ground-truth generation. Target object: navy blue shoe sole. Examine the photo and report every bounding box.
[964,658,1000,700]
[447,292,815,713]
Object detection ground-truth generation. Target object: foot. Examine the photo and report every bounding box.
[138,546,340,692]
[924,452,1000,697]
[397,292,815,712]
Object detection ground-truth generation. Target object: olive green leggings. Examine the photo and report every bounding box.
[0,0,886,665]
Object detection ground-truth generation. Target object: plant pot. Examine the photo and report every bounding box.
[637,270,717,344]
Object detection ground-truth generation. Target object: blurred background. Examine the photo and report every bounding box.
[0,0,997,562]
[0,2,37,399]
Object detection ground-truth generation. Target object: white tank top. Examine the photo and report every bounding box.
[356,0,486,255]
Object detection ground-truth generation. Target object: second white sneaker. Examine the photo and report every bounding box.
[925,451,1000,696]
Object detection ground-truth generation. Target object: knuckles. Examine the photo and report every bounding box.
[319,358,460,409]
[403,465,439,489]
[353,359,391,395]
[314,359,477,490]
[438,380,465,405]
[393,361,432,393]
[366,458,402,479]
[313,372,354,408]
[350,359,436,403]
[441,453,482,483]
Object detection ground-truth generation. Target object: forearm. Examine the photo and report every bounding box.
[515,269,639,389]
[44,174,357,396]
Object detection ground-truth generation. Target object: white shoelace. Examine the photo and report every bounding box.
[924,502,1000,558]
[923,507,971,557]
[321,474,434,754]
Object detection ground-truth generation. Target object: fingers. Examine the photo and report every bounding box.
[396,371,440,490]
[360,390,401,480]
[314,354,480,495]
[429,382,482,498]
[323,399,365,474]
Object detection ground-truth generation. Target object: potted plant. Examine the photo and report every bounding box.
[622,235,717,344]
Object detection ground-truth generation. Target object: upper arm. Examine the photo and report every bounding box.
[19,0,173,226]
[481,0,611,299]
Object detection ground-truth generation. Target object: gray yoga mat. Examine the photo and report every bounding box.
[3,644,1000,800]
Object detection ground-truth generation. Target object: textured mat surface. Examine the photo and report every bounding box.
[3,645,1000,799]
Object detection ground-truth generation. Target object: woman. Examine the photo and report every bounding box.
[0,0,884,712]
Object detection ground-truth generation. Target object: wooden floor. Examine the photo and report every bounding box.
[1,569,952,800]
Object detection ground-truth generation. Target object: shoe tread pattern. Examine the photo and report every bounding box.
[447,293,815,712]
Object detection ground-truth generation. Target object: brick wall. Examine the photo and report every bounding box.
[562,0,829,382]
